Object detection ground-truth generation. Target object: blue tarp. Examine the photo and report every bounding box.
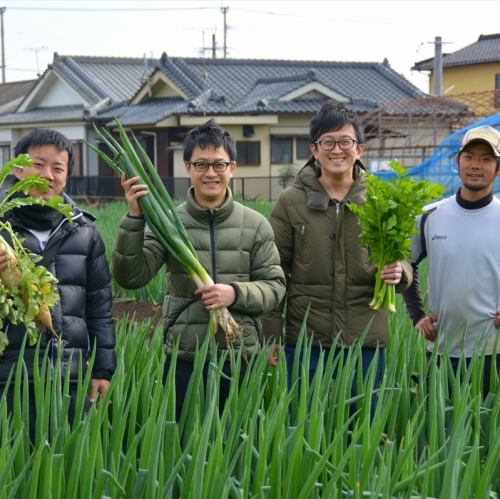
[374,113,500,196]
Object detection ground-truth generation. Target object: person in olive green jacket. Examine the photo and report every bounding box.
[266,102,412,392]
[113,119,286,418]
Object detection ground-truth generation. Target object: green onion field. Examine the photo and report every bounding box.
[0,200,498,497]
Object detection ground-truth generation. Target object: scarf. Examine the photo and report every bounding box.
[12,200,66,231]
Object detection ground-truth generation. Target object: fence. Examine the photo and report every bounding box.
[66,176,295,202]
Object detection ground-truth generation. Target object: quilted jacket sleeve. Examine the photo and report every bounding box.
[112,215,167,289]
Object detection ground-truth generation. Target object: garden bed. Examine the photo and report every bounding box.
[112,299,161,324]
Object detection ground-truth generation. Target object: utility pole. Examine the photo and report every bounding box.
[221,6,228,59]
[433,36,442,96]
[0,7,6,83]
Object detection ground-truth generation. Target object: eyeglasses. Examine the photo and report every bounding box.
[314,138,358,151]
[188,160,232,172]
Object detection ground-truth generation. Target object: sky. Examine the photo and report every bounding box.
[4,0,500,92]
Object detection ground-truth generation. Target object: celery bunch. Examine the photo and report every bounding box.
[90,119,242,346]
[349,160,445,312]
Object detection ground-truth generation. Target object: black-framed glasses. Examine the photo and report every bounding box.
[189,160,232,172]
[314,138,358,151]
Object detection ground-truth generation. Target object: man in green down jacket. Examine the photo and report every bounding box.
[266,102,412,393]
[113,119,285,418]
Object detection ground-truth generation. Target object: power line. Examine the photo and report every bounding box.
[7,6,216,11]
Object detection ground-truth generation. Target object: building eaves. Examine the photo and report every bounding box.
[365,96,472,118]
[0,105,84,125]
[413,33,500,70]
[233,97,378,115]
[97,97,187,126]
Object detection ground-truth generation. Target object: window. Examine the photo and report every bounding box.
[0,144,10,166]
[71,141,82,176]
[495,74,500,108]
[236,141,261,166]
[271,137,293,164]
[296,137,310,159]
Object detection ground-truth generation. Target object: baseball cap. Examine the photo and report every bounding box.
[460,125,500,157]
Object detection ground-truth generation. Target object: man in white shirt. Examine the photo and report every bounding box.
[404,125,500,396]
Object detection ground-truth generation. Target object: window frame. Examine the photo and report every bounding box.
[236,140,261,166]
[271,136,293,165]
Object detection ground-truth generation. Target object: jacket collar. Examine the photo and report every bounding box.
[294,160,367,211]
[185,186,234,222]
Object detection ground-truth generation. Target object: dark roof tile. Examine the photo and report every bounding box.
[0,105,84,124]
[413,33,500,70]
[0,79,36,115]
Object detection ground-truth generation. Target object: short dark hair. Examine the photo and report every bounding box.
[309,102,364,144]
[14,128,74,175]
[183,119,237,162]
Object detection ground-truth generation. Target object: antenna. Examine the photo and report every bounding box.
[25,45,48,76]
[193,27,219,58]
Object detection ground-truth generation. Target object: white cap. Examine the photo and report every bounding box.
[460,125,500,157]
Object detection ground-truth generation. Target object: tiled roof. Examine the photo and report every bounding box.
[413,33,500,70]
[364,96,472,117]
[0,79,36,115]
[0,105,84,125]
[5,53,453,127]
[156,54,203,99]
[98,97,186,126]
[158,57,425,114]
[52,54,151,105]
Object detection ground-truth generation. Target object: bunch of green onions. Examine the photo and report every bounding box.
[89,119,242,345]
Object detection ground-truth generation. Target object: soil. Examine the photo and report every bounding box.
[112,299,162,324]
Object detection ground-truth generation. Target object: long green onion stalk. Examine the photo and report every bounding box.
[89,119,242,345]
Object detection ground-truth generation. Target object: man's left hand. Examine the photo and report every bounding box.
[89,379,110,403]
[196,283,235,310]
[380,261,403,285]
[496,311,500,329]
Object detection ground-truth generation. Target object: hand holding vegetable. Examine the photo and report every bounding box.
[380,261,403,285]
[349,160,445,313]
[196,283,236,310]
[121,174,147,217]
[0,247,7,270]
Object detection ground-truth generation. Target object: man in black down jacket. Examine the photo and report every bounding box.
[0,129,116,428]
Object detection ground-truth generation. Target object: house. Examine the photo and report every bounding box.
[413,33,500,116]
[0,79,36,163]
[0,52,468,199]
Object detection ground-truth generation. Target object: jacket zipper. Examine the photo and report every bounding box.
[332,199,340,217]
[208,212,217,283]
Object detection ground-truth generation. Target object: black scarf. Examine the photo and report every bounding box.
[12,200,66,231]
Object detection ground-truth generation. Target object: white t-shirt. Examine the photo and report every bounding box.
[411,196,500,357]
[29,229,51,251]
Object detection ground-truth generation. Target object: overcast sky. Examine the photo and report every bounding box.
[5,0,500,92]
